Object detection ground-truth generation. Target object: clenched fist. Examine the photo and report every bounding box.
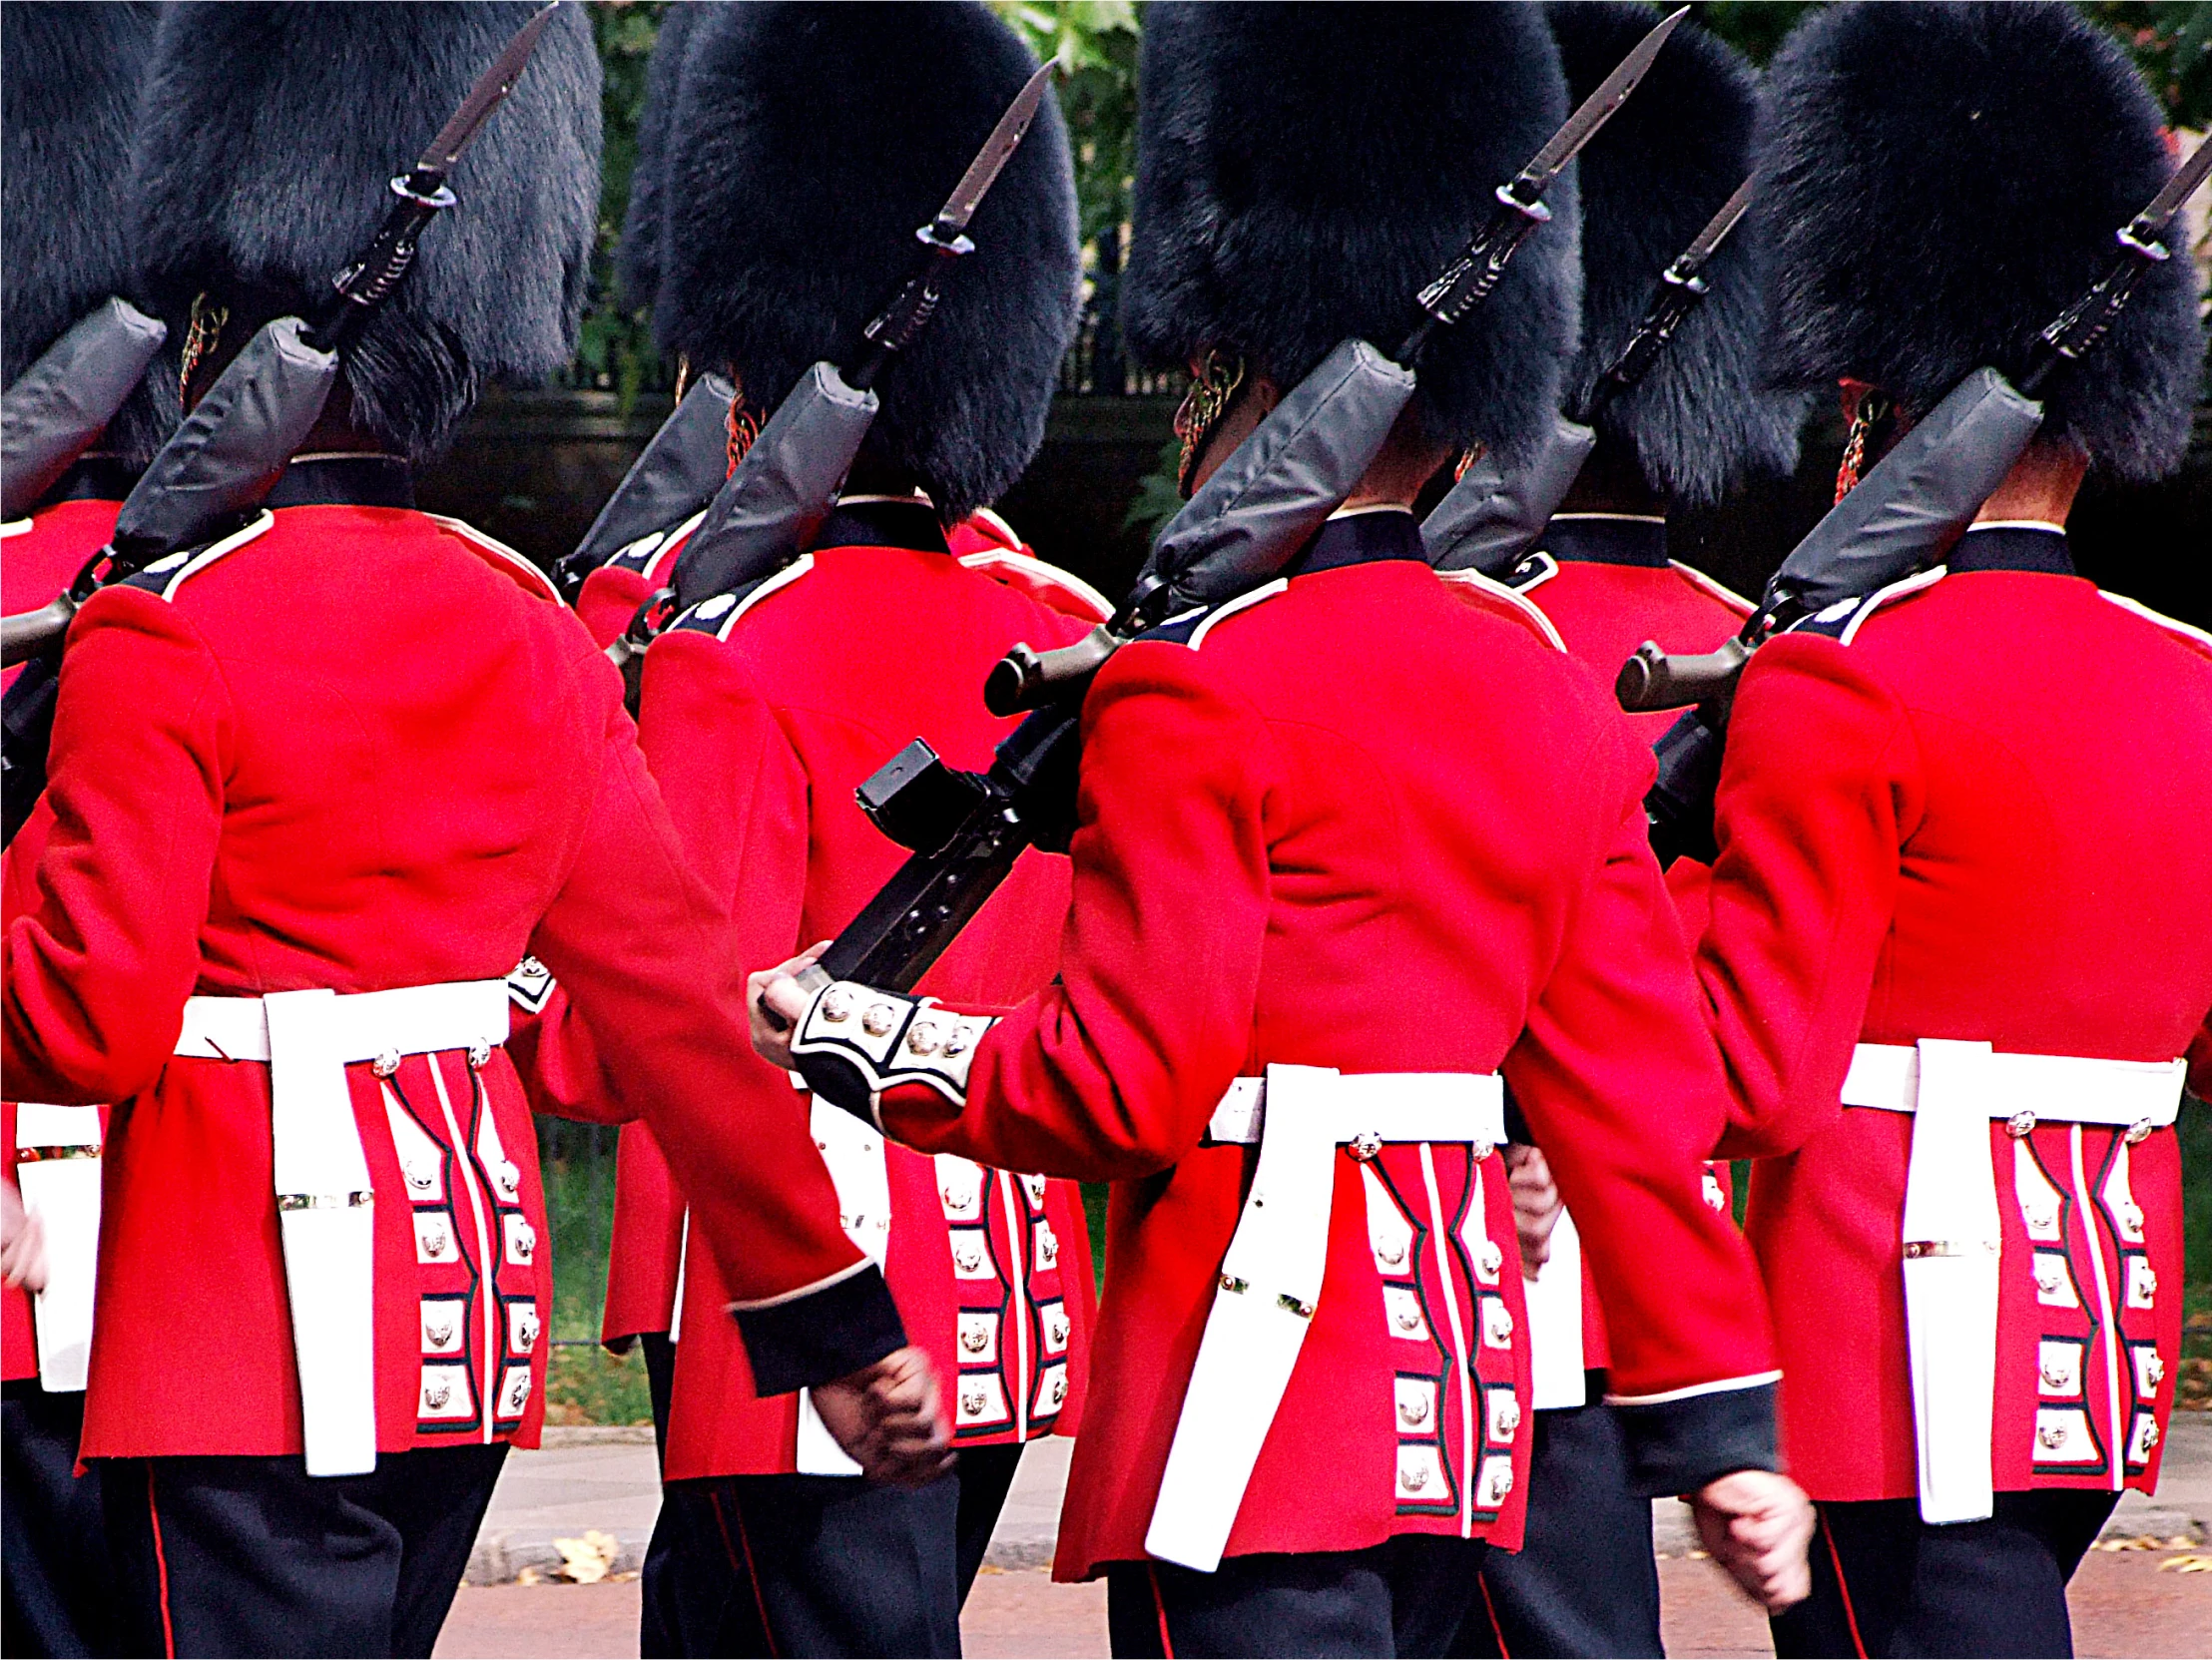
[810,1345,956,1488]
[1691,1467,1816,1612]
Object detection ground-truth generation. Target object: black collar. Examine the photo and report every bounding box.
[1540,515,1669,569]
[815,497,949,554]
[266,454,415,510]
[1287,509,1428,577]
[1950,524,2074,577]
[36,454,139,508]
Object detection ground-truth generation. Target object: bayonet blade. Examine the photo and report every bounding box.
[934,61,1057,235]
[1516,5,1688,195]
[2131,128,2212,239]
[418,2,560,177]
[1675,175,1757,277]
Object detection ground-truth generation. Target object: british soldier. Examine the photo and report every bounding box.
[1,8,161,1656]
[1,7,944,1657]
[1443,10,1807,1656]
[527,6,1105,1655]
[756,7,1813,1655]
[1695,4,2212,1654]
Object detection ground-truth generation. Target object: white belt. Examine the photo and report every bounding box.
[1843,1039,2184,1525]
[175,981,510,1476]
[13,1103,104,1392]
[1147,1064,1505,1572]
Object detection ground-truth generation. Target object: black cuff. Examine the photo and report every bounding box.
[793,1048,881,1127]
[1613,1381,1779,1495]
[733,1264,907,1396]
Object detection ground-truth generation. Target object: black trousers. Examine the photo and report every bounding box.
[98,1443,507,1659]
[1107,1537,1489,1659]
[1770,1490,2119,1659]
[1449,1400,1662,1658]
[652,1443,1026,1657]
[3,1383,119,1659]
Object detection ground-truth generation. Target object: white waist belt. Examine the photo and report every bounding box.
[1147,1064,1504,1572]
[175,981,510,1476]
[13,1103,104,1393]
[1843,1039,2184,1526]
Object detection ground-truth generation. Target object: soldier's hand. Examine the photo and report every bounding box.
[1,1182,48,1295]
[1690,1468,1815,1612]
[809,1345,956,1488]
[748,941,831,1072]
[1504,1145,1562,1276]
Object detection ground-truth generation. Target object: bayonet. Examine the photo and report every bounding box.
[418,2,558,177]
[1402,4,1687,356]
[934,60,1055,239]
[1580,173,1754,421]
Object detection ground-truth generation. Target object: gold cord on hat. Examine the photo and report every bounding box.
[1834,388,1895,504]
[1452,443,1487,483]
[1173,348,1247,498]
[180,293,230,400]
[672,354,693,405]
[725,380,764,477]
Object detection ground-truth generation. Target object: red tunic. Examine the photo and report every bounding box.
[859,512,1781,1577]
[1507,514,1753,1366]
[1,485,889,1458]
[552,504,1107,1361]
[620,496,1103,1478]
[1698,526,2212,1504]
[3,495,123,1381]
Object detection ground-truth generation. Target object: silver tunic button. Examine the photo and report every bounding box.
[1399,1394,1431,1428]
[426,1319,455,1349]
[2120,1202,2144,1234]
[1049,1374,1067,1405]
[961,1328,989,1355]
[1477,1242,1503,1279]
[1394,1307,1422,1334]
[2147,1354,2166,1388]
[498,1159,521,1197]
[821,988,854,1023]
[1379,1242,1407,1270]
[1485,1303,1515,1344]
[2144,1420,2161,1449]
[1398,1463,1430,1493]
[469,1042,492,1070]
[2126,1117,2154,1146]
[373,1049,402,1078]
[421,1217,450,1256]
[2038,1422,2067,1450]
[943,1027,971,1058]
[2006,1110,2037,1139]
[2036,1262,2063,1295]
[955,1246,984,1274]
[424,1377,452,1410]
[961,1385,988,1417]
[862,1002,899,1037]
[1048,1315,1070,1348]
[406,1164,436,1195]
[905,1021,944,1057]
[1350,1132,1382,1163]
[514,1221,536,1262]
[517,1311,540,1350]
[1495,1399,1522,1436]
[1471,1141,1495,1164]
[507,1375,530,1411]
[2041,1360,2068,1389]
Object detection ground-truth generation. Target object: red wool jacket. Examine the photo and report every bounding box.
[1699,526,2212,1504]
[3,496,124,1382]
[846,513,1781,1577]
[619,497,1105,1479]
[0,481,894,1458]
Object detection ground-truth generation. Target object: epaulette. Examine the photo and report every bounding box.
[1131,579,1289,652]
[1786,567,1945,645]
[957,545,1112,624]
[1434,566,1566,654]
[112,513,275,601]
[1670,561,1754,617]
[425,515,565,606]
[2098,591,2212,667]
[667,555,816,643]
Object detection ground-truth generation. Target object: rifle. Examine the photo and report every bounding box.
[773,7,1692,1022]
[1620,129,2212,867]
[0,3,560,844]
[1,298,169,520]
[602,61,1059,708]
[1422,175,1755,580]
[551,369,738,602]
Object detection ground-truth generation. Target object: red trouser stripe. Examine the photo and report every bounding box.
[1148,1562,1177,1658]
[708,1486,780,1659]
[147,1465,178,1659]
[1821,1510,1869,1660]
[1476,1567,1512,1657]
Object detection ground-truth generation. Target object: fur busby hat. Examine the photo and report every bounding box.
[1759,1,2205,481]
[130,2,603,461]
[2,3,159,388]
[615,2,702,316]
[659,2,1081,523]
[1123,3,1580,463]
[1547,2,1804,504]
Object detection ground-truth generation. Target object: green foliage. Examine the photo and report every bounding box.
[568,3,671,410]
[989,2,1142,247]
[2084,2,2212,129]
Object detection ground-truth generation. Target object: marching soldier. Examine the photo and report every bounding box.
[1695,4,2212,1654]
[2,10,161,1654]
[540,5,1105,1655]
[1,7,944,1657]
[757,7,1812,1654]
[1447,9,1806,1656]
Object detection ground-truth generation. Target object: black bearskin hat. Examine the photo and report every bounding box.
[1547,2,1804,504]
[616,2,702,315]
[1759,1,2205,481]
[2,3,159,388]
[659,2,1081,523]
[130,2,602,461]
[1123,2,1581,464]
